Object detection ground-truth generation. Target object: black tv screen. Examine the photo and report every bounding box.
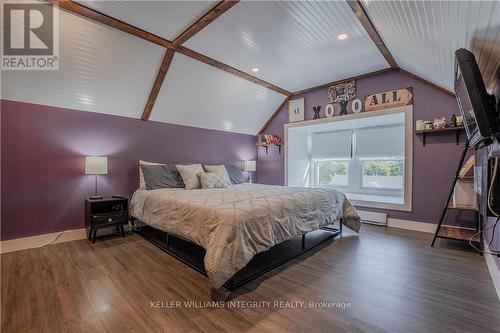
[454,48,497,147]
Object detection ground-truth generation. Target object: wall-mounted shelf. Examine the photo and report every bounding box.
[415,126,464,146]
[256,143,282,154]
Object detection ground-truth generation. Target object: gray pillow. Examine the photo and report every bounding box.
[140,164,185,190]
[224,164,245,184]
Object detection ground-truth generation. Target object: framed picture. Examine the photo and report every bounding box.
[288,98,305,122]
[328,80,356,103]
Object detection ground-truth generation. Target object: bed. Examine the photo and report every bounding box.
[130,183,361,290]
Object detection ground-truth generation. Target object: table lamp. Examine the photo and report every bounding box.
[85,156,108,199]
[244,160,256,183]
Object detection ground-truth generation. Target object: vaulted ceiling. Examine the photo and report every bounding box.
[1,1,499,135]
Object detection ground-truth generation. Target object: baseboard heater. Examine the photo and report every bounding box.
[357,210,388,226]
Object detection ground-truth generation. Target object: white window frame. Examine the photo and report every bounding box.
[285,105,413,212]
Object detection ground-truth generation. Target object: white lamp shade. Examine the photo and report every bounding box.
[244,160,256,172]
[85,156,108,175]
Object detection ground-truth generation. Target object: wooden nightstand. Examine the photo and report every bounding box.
[85,197,129,243]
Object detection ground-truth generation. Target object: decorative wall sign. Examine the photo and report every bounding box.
[364,87,413,112]
[325,104,335,118]
[328,80,356,116]
[288,98,305,122]
[351,99,362,113]
[313,106,321,119]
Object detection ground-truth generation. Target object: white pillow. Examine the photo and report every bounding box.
[139,160,164,189]
[198,172,231,189]
[176,164,204,189]
[203,165,231,185]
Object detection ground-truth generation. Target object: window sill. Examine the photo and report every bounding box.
[345,192,411,212]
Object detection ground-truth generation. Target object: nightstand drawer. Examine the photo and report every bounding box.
[91,212,128,227]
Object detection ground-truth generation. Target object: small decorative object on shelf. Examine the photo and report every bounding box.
[351,98,363,113]
[433,117,446,129]
[364,87,413,112]
[288,98,305,122]
[257,134,283,154]
[328,80,356,116]
[85,197,129,243]
[451,114,457,127]
[325,103,335,118]
[313,106,321,119]
[416,119,425,131]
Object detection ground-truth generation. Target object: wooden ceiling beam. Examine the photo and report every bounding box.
[141,0,238,121]
[257,96,292,135]
[347,0,398,70]
[173,1,239,47]
[141,49,176,121]
[177,46,293,97]
[49,0,175,49]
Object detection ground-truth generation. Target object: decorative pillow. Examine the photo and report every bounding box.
[176,164,204,189]
[224,164,245,184]
[198,172,231,189]
[139,160,163,189]
[203,165,231,185]
[140,164,185,190]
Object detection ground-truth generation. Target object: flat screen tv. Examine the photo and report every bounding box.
[454,48,498,148]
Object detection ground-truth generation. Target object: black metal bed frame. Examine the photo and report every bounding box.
[133,220,342,290]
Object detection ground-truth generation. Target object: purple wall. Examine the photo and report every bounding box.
[258,70,474,226]
[1,100,257,240]
[485,80,500,270]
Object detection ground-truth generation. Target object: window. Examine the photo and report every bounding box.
[286,107,412,211]
[317,159,349,186]
[361,159,404,189]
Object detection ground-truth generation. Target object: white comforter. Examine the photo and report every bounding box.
[130,183,360,288]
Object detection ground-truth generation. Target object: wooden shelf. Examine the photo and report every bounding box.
[256,143,282,154]
[437,225,479,242]
[447,203,478,211]
[415,126,464,146]
[415,126,464,134]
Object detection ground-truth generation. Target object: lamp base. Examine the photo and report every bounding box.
[89,195,103,200]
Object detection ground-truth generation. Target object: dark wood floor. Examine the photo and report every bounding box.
[2,225,499,333]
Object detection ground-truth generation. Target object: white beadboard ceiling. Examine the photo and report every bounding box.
[184,0,389,92]
[76,0,218,41]
[363,0,500,92]
[1,4,164,118]
[150,53,285,135]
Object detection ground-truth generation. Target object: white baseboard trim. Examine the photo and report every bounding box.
[387,218,437,234]
[0,228,87,254]
[484,253,500,302]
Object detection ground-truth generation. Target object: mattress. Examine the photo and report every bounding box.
[130,183,360,288]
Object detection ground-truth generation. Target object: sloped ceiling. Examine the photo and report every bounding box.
[184,0,389,92]
[363,0,500,92]
[77,0,218,41]
[1,4,164,118]
[150,53,285,135]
